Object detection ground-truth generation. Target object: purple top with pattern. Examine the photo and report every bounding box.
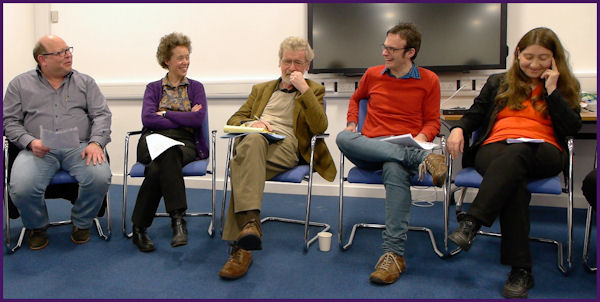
[142,78,209,159]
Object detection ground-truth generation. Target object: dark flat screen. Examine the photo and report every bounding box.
[308,3,508,74]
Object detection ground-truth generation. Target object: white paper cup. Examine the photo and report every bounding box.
[317,231,332,252]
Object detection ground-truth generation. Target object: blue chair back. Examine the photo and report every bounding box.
[357,99,368,133]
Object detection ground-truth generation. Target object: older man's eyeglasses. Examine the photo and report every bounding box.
[41,47,73,57]
[380,44,409,54]
[281,59,307,67]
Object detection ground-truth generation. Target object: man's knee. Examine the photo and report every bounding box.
[78,164,112,189]
[335,130,356,151]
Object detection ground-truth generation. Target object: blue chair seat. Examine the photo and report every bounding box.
[50,170,78,185]
[270,165,310,183]
[347,167,434,186]
[454,167,562,195]
[129,160,209,178]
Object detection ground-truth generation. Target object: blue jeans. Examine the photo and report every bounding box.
[9,143,112,229]
[336,130,429,256]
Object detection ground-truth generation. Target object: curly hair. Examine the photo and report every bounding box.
[156,32,191,69]
[278,36,314,62]
[496,27,580,114]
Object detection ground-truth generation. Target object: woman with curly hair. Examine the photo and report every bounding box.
[131,32,208,252]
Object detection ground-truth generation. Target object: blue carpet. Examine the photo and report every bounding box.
[2,185,597,299]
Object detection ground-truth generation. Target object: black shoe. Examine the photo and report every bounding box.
[503,268,534,299]
[448,215,481,251]
[132,225,155,252]
[170,217,188,247]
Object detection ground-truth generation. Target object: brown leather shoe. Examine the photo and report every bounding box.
[70,226,90,244]
[219,246,252,279]
[236,219,262,250]
[418,153,447,187]
[28,228,49,250]
[369,252,406,285]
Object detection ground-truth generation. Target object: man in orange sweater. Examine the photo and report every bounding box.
[336,23,446,285]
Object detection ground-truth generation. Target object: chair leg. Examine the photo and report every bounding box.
[583,205,596,272]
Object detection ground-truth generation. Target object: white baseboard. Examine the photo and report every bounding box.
[111,174,589,209]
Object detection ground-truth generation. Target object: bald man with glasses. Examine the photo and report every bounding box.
[3,35,112,250]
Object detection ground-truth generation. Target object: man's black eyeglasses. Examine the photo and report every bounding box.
[41,47,73,57]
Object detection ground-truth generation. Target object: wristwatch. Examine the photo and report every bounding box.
[161,111,166,118]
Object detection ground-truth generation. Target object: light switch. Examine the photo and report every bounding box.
[50,10,59,23]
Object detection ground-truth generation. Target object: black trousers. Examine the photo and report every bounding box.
[467,141,564,268]
[132,129,197,228]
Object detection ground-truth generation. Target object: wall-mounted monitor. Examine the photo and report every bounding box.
[308,3,508,75]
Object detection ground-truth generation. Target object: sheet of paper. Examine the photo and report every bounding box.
[145,134,184,160]
[506,138,545,144]
[40,126,79,149]
[223,125,267,134]
[220,132,285,143]
[380,134,439,150]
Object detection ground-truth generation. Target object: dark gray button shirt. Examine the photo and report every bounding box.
[3,67,112,149]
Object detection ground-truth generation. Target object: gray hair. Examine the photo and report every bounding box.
[278,36,314,62]
[156,32,192,69]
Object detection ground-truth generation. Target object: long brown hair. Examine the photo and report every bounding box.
[495,27,580,114]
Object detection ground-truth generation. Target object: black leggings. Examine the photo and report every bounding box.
[467,141,564,268]
[132,128,197,228]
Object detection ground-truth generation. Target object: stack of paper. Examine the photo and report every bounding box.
[380,134,439,150]
[224,125,268,134]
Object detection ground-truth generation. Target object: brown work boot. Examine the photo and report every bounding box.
[369,252,406,285]
[236,219,262,250]
[219,245,252,279]
[28,228,49,250]
[70,226,90,244]
[418,153,447,187]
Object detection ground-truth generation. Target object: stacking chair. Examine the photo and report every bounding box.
[3,136,111,254]
[121,114,217,238]
[450,130,575,274]
[338,99,457,258]
[219,130,331,251]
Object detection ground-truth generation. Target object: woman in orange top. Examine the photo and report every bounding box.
[446,27,581,299]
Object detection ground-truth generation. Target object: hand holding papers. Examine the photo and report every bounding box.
[40,126,79,149]
[145,134,184,160]
[380,134,439,150]
[223,125,285,142]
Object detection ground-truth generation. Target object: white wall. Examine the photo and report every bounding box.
[2,3,597,208]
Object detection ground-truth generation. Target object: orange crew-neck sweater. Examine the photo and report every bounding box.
[346,65,441,141]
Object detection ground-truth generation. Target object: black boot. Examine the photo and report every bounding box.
[503,268,534,298]
[132,225,155,252]
[448,214,481,251]
[170,211,188,247]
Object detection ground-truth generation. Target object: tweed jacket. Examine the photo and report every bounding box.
[227,79,336,181]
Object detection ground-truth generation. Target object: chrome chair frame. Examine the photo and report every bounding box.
[337,100,458,258]
[582,149,596,272]
[3,136,111,254]
[450,136,575,275]
[338,139,458,258]
[121,129,217,238]
[219,132,330,251]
